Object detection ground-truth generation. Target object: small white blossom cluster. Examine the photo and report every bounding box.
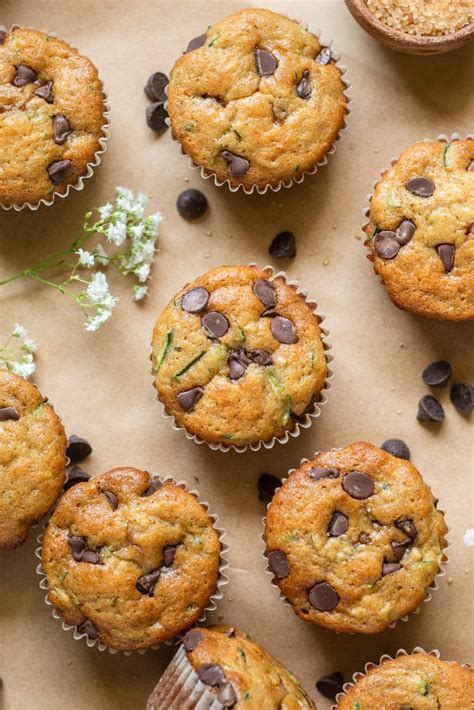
[0,324,37,379]
[79,272,118,333]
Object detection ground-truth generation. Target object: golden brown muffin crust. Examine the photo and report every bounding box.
[42,468,222,650]
[0,370,66,550]
[264,442,447,634]
[167,8,347,190]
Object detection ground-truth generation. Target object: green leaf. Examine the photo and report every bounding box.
[419,681,430,696]
[208,33,220,47]
[154,329,173,374]
[172,350,205,380]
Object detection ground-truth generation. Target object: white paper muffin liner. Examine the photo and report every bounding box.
[331,647,472,708]
[261,448,450,634]
[152,263,334,453]
[0,25,110,211]
[164,13,351,194]
[35,475,229,655]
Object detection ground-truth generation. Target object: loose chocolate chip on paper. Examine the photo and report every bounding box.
[257,473,281,502]
[68,535,87,561]
[395,518,417,540]
[177,386,204,412]
[181,287,209,314]
[142,476,163,497]
[417,395,445,422]
[396,219,416,245]
[183,628,203,651]
[34,80,54,103]
[328,511,348,537]
[375,234,400,260]
[136,569,161,596]
[221,150,250,177]
[202,311,229,338]
[218,682,237,707]
[315,47,332,65]
[198,663,225,687]
[269,231,297,259]
[309,581,339,611]
[255,48,278,76]
[13,64,37,87]
[250,349,273,366]
[66,435,93,463]
[103,490,118,511]
[146,102,168,132]
[185,34,207,53]
[422,361,452,388]
[450,382,473,415]
[144,71,169,102]
[271,316,298,344]
[47,159,72,184]
[253,279,276,308]
[342,471,374,499]
[52,115,72,145]
[309,466,340,480]
[77,619,98,639]
[316,672,344,700]
[391,538,412,561]
[406,176,435,197]
[382,561,402,576]
[268,549,290,579]
[176,188,208,220]
[162,545,176,567]
[381,438,410,460]
[0,407,20,421]
[64,465,90,491]
[436,243,455,272]
[296,70,312,99]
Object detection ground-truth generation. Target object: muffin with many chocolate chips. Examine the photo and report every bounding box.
[147,625,317,709]
[167,8,348,191]
[264,442,447,634]
[41,468,222,650]
[151,265,328,449]
[0,370,67,550]
[365,138,474,320]
[336,651,474,709]
[0,27,107,208]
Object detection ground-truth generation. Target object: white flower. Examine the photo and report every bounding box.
[106,221,127,246]
[131,223,145,240]
[133,285,148,301]
[98,203,113,221]
[135,264,151,282]
[77,249,95,267]
[146,212,163,235]
[463,529,474,547]
[85,309,113,332]
[116,186,134,201]
[93,243,109,266]
[11,356,36,379]
[13,323,27,339]
[13,323,37,353]
[86,272,112,304]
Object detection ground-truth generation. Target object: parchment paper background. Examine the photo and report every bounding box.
[0,1,473,708]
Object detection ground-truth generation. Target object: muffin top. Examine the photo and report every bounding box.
[42,468,222,650]
[0,27,106,207]
[264,442,447,634]
[337,653,474,709]
[167,8,347,190]
[179,625,316,709]
[0,370,66,550]
[365,139,474,321]
[151,265,328,448]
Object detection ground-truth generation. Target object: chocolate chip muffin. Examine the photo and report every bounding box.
[0,370,66,550]
[151,265,329,449]
[41,468,222,651]
[264,442,447,634]
[365,138,474,320]
[0,27,107,208]
[167,8,348,191]
[147,625,317,709]
[336,652,474,709]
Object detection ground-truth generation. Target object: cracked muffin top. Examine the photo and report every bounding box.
[0,370,66,550]
[167,8,348,190]
[0,27,106,207]
[151,265,328,448]
[264,442,447,635]
[365,139,474,321]
[337,652,474,710]
[41,467,222,651]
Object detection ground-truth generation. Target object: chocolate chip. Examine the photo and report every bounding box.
[229,349,252,365]
[381,438,411,460]
[253,279,276,308]
[296,70,311,99]
[316,672,343,700]
[228,357,246,380]
[144,72,169,102]
[0,30,7,45]
[13,64,37,87]
[77,619,97,639]
[315,47,332,65]
[327,512,348,537]
[136,569,161,596]
[63,465,90,491]
[395,518,417,540]
[375,234,400,260]
[342,471,374,499]
[358,532,370,544]
[176,188,208,220]
[202,311,229,338]
[308,582,339,611]
[218,682,237,707]
[396,219,416,245]
[47,159,72,184]
[467,160,474,171]
[309,467,340,480]
[68,535,87,561]
[183,628,203,651]
[271,316,298,344]
[181,287,209,314]
[52,115,72,145]
[260,308,277,318]
[417,395,445,422]
[268,549,290,579]
[185,35,207,53]
[0,407,20,421]
[436,244,455,272]
[249,349,273,366]
[34,80,54,103]
[258,473,281,502]
[255,48,277,76]
[450,382,473,415]
[142,476,163,497]
[198,664,225,686]
[382,561,402,576]
[103,491,118,510]
[391,538,412,561]
[146,102,168,132]
[221,150,250,177]
[422,361,452,388]
[81,549,102,564]
[162,545,176,567]
[177,387,204,412]
[406,176,435,197]
[66,435,92,463]
[269,231,296,259]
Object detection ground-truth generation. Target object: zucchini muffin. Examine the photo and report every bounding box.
[0,370,66,550]
[147,625,317,709]
[41,468,222,651]
[365,138,474,320]
[336,652,474,709]
[264,442,447,634]
[167,8,348,191]
[0,27,107,208]
[151,265,328,449]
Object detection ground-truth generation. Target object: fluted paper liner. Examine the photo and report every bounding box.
[35,476,229,655]
[0,25,110,212]
[152,264,334,453]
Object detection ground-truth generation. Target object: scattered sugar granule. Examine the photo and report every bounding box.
[365,0,473,36]
[463,528,474,547]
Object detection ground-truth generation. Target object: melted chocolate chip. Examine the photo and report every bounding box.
[198,664,225,686]
[381,438,411,460]
[417,395,445,422]
[146,102,168,132]
[183,628,203,651]
[450,382,473,415]
[52,115,72,145]
[297,70,311,99]
[382,561,402,576]
[66,435,92,463]
[221,150,250,177]
[162,545,176,567]
[436,243,455,272]
[202,311,229,338]
[309,466,340,481]
[253,279,276,308]
[47,159,73,184]
[269,231,296,259]
[316,672,344,700]
[467,160,474,171]
[271,316,298,344]
[34,80,54,103]
[395,518,417,540]
[81,549,102,564]
[181,287,209,314]
[255,48,277,76]
[308,582,339,611]
[422,361,452,388]
[396,219,416,245]
[177,386,204,412]
[13,64,37,87]
[136,569,161,596]
[64,465,90,491]
[0,406,20,421]
[228,356,247,380]
[103,491,118,510]
[185,35,207,53]
[218,682,237,707]
[328,511,348,537]
[226,627,236,637]
[375,233,400,260]
[406,176,435,197]
[176,189,208,220]
[316,47,332,65]
[391,537,412,561]
[142,476,163,497]
[249,349,273,366]
[257,473,281,502]
[268,549,290,579]
[342,471,374,499]
[77,619,98,639]
[144,72,169,102]
[68,535,87,561]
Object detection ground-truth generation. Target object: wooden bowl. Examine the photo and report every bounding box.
[345,0,474,55]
